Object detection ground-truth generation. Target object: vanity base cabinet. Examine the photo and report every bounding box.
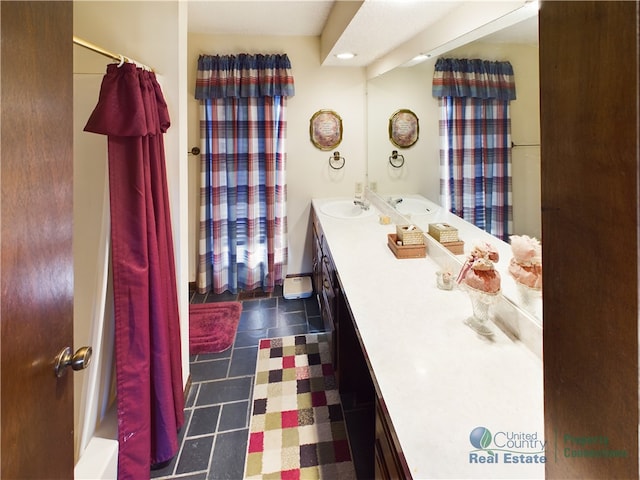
[311,207,337,367]
[375,398,410,480]
[312,204,410,479]
[337,287,410,479]
[336,287,375,406]
[336,286,376,479]
[320,249,336,335]
[311,215,323,310]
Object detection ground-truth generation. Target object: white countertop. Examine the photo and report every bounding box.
[312,197,545,479]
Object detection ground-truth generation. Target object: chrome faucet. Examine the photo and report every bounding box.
[353,199,370,210]
[388,197,403,208]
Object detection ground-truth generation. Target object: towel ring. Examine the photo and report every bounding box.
[329,151,345,170]
[389,150,405,168]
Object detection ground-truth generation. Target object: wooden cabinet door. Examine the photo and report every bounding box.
[375,398,409,480]
[540,1,638,478]
[1,2,75,478]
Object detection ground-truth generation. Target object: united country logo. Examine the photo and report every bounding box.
[470,426,493,453]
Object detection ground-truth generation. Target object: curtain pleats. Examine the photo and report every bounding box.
[434,58,513,240]
[84,63,184,480]
[196,53,290,294]
[195,53,295,99]
[197,97,289,294]
[432,57,516,100]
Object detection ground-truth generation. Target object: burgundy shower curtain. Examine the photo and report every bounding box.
[84,63,184,479]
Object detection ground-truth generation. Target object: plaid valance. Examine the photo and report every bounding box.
[195,53,295,99]
[432,58,516,101]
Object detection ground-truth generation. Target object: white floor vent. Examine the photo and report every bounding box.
[283,276,313,300]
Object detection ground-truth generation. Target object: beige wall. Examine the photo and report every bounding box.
[187,34,367,281]
[367,62,439,199]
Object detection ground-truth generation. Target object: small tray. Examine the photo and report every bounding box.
[442,240,465,255]
[387,234,426,259]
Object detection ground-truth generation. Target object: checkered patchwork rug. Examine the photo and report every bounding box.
[244,333,357,479]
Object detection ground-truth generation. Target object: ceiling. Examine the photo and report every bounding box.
[187,1,538,69]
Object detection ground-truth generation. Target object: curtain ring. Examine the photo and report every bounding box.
[329,151,345,170]
[389,150,405,168]
[117,54,125,67]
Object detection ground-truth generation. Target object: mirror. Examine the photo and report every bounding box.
[365,12,542,323]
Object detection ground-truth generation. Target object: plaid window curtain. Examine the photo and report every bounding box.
[195,54,294,294]
[433,58,515,241]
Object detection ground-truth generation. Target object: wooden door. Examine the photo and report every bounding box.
[540,1,638,478]
[0,2,75,478]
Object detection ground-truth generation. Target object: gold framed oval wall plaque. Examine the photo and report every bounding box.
[310,109,343,150]
[389,109,419,148]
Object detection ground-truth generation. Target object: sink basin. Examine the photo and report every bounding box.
[395,197,438,216]
[320,200,375,219]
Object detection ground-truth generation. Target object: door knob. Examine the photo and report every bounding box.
[54,346,92,378]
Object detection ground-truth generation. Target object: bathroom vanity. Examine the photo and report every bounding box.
[311,194,544,479]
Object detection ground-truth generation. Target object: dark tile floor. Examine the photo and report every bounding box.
[150,285,328,480]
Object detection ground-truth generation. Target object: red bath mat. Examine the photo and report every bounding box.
[189,302,243,355]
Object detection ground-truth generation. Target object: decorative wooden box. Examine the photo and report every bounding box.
[396,225,424,245]
[428,223,458,243]
[387,234,426,259]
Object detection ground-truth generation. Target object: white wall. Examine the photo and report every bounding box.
[187,34,367,280]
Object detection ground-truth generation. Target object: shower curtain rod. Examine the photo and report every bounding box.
[73,35,155,72]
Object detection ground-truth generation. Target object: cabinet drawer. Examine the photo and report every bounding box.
[322,254,336,310]
[312,234,322,294]
[321,256,336,318]
[322,255,336,293]
[322,249,336,287]
[319,286,334,331]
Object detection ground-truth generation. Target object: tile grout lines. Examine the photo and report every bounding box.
[150,290,319,479]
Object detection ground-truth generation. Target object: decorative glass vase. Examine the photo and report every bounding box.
[516,282,543,319]
[462,285,500,337]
